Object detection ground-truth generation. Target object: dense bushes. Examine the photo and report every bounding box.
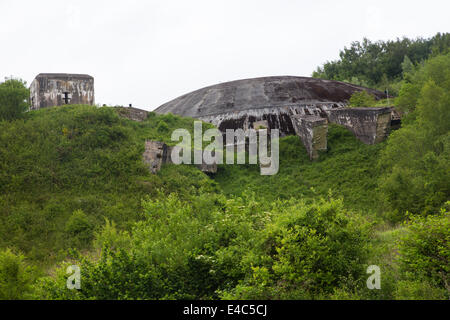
[35,196,449,300]
[395,52,450,113]
[37,192,263,299]
[397,206,449,297]
[379,53,450,220]
[35,194,373,300]
[65,210,94,248]
[222,198,372,299]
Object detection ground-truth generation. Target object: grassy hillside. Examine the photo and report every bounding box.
[0,105,387,272]
[0,101,447,300]
[0,105,216,264]
[215,125,386,214]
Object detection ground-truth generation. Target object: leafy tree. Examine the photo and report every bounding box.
[430,32,450,56]
[0,78,29,121]
[401,55,415,82]
[312,33,449,92]
[396,52,450,113]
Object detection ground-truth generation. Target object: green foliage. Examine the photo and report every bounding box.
[0,105,215,264]
[156,120,169,133]
[401,55,414,75]
[395,82,420,112]
[348,91,376,107]
[0,249,35,299]
[430,32,450,56]
[92,218,131,251]
[36,194,374,300]
[396,53,450,113]
[397,207,449,296]
[0,78,29,121]
[37,191,268,299]
[312,33,449,91]
[65,210,94,248]
[379,53,450,218]
[221,198,372,299]
[395,280,448,300]
[215,124,385,214]
[1,49,449,300]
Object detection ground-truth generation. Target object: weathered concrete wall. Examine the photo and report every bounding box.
[374,112,392,144]
[29,73,94,110]
[117,107,149,121]
[143,140,217,174]
[143,140,169,174]
[199,103,342,136]
[292,115,328,160]
[326,107,392,144]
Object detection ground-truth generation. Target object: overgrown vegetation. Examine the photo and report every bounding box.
[378,53,450,221]
[312,32,450,94]
[348,91,376,107]
[215,125,385,213]
[0,105,216,263]
[0,35,448,300]
[396,206,449,299]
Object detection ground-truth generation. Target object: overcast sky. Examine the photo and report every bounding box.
[1,0,449,110]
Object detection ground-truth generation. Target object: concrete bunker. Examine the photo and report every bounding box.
[155,76,397,160]
[29,73,95,110]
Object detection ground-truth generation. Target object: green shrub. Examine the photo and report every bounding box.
[397,206,449,297]
[65,210,94,248]
[0,249,35,299]
[348,90,376,107]
[156,120,169,133]
[37,191,266,299]
[223,198,372,299]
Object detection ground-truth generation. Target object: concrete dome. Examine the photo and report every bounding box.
[155,76,385,118]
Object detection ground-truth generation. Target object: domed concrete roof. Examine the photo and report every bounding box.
[155,76,385,118]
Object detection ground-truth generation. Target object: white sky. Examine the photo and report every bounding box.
[1,0,449,111]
